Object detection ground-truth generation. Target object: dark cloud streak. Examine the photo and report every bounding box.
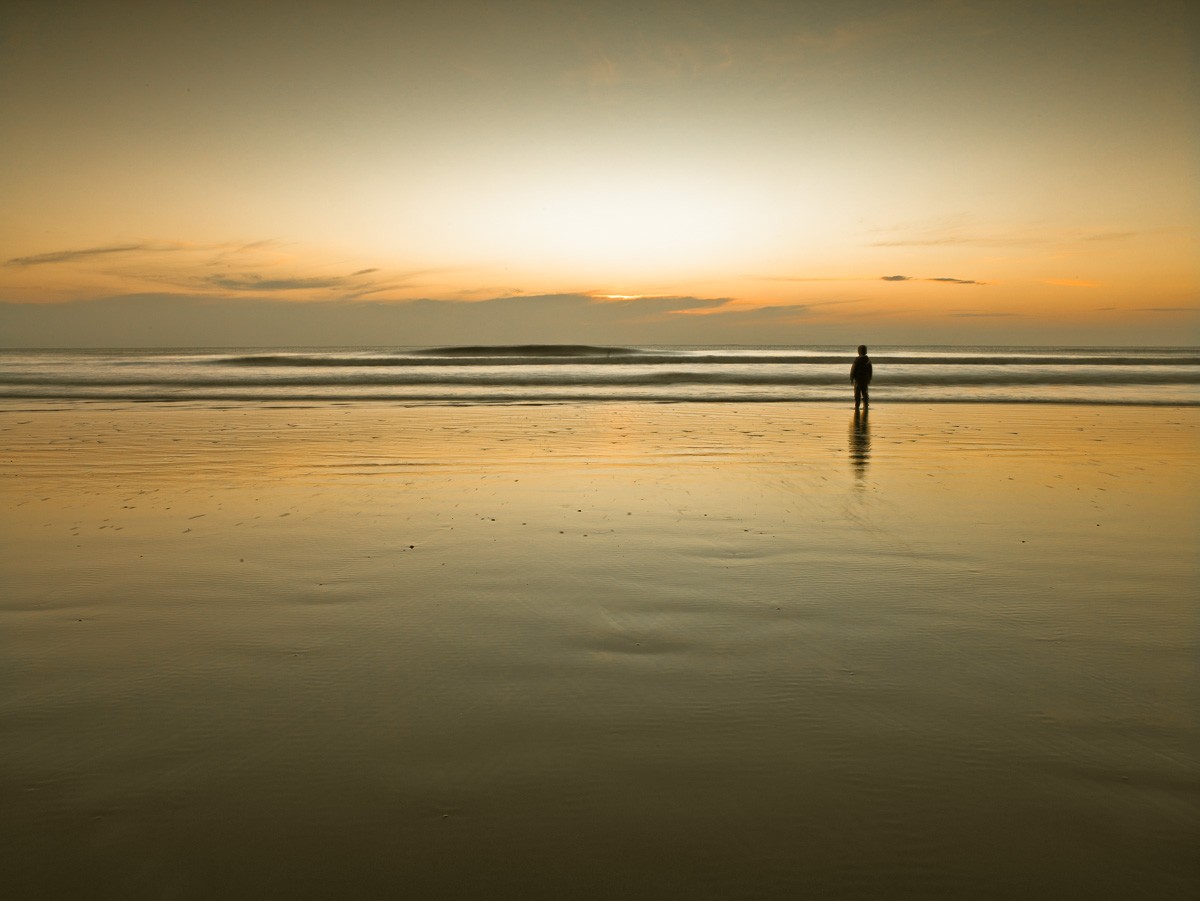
[6,244,158,267]
[882,275,984,285]
[202,275,353,292]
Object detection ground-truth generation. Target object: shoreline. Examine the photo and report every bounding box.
[3,397,1200,406]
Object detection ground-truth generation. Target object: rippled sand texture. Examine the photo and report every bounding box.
[2,402,1197,899]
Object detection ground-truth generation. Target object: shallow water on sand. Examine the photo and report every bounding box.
[1,402,1197,899]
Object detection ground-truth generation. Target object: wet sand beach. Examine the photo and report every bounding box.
[2,401,1197,899]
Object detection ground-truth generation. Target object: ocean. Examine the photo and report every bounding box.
[0,345,1197,405]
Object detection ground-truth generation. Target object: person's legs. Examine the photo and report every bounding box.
[854,382,863,409]
[861,382,869,408]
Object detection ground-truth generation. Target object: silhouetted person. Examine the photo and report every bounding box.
[850,345,872,410]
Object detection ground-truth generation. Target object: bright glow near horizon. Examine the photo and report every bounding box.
[473,171,753,274]
[0,0,1196,346]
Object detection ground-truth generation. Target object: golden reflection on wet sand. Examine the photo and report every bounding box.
[1,402,1197,899]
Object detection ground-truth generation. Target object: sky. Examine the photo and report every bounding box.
[1,0,1197,347]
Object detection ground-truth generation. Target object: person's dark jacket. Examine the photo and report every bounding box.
[850,355,873,384]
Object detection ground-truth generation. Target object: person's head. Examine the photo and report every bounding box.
[857,345,868,356]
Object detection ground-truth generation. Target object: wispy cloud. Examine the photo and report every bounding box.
[6,243,164,267]
[949,311,1020,318]
[881,275,985,285]
[756,273,984,285]
[195,265,445,301]
[870,224,1144,249]
[2,239,440,303]
[671,302,812,319]
[202,275,353,292]
[7,240,279,271]
[671,297,864,319]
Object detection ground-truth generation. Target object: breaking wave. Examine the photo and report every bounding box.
[1,345,1197,405]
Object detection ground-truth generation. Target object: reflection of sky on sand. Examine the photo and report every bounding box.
[2,402,1197,898]
[5,403,1197,562]
[5,404,1197,579]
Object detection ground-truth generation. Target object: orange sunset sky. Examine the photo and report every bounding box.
[1,0,1197,347]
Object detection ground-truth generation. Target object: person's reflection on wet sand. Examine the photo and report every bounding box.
[850,409,870,480]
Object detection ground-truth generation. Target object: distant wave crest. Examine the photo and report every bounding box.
[216,345,647,366]
[210,349,1200,369]
[411,344,645,358]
